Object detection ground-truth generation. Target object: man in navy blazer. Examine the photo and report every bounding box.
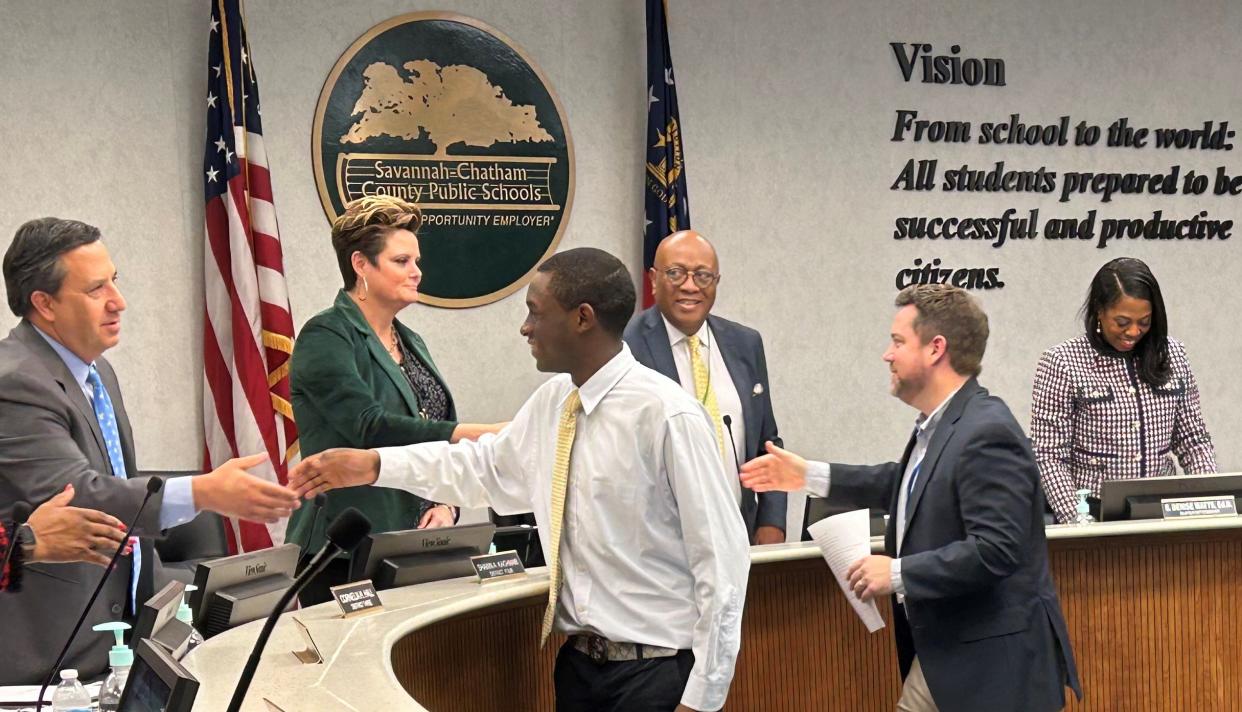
[742,285,1081,711]
[624,230,786,544]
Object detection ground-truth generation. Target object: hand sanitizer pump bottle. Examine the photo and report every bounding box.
[93,621,133,712]
[1074,488,1096,525]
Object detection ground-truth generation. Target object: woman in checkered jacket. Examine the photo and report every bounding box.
[1031,258,1216,523]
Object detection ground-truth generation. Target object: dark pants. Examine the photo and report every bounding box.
[554,642,694,712]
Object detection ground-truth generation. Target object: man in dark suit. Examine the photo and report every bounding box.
[625,230,785,544]
[0,217,301,684]
[741,284,1081,711]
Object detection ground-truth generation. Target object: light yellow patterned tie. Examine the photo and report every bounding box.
[688,335,727,460]
[540,388,581,647]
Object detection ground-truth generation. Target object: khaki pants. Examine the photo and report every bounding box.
[896,657,938,712]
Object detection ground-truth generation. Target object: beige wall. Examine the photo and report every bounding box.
[2,1,1238,533]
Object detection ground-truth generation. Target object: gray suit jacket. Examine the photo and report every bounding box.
[0,320,165,684]
[624,307,787,537]
[829,380,1081,711]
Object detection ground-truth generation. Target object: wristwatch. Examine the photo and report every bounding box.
[15,522,36,558]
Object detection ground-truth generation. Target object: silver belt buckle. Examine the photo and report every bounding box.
[586,635,608,664]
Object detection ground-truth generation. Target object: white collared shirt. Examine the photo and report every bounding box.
[661,316,745,504]
[374,345,750,711]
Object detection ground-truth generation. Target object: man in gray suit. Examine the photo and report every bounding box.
[624,230,786,544]
[0,217,301,684]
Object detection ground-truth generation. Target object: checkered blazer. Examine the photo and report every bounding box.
[1030,335,1216,522]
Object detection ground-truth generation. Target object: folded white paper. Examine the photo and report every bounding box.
[807,509,886,632]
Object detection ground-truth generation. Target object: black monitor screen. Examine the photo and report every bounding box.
[117,639,198,712]
[119,653,171,712]
[349,522,496,590]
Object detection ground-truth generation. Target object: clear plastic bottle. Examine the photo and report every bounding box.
[177,584,206,658]
[93,621,133,712]
[50,669,92,712]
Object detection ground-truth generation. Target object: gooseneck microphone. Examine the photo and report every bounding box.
[37,476,164,712]
[722,415,744,476]
[226,507,372,712]
[1,501,32,581]
[293,494,329,578]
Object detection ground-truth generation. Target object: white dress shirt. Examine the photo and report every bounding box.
[661,316,744,504]
[374,345,750,711]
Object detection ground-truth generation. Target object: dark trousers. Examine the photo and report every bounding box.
[554,642,694,712]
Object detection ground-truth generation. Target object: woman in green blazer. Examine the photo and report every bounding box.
[286,195,503,603]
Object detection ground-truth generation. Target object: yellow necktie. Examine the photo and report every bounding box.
[540,388,581,647]
[688,335,727,460]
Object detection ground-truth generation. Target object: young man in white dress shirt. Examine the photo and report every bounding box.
[288,247,750,712]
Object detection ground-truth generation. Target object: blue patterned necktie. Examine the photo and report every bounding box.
[87,365,141,614]
[904,461,922,521]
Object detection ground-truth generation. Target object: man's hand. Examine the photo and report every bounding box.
[418,504,455,529]
[193,453,302,524]
[28,484,128,566]
[739,441,808,492]
[674,705,699,712]
[846,555,895,602]
[287,448,381,499]
[754,525,785,545]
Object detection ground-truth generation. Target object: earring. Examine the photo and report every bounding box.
[1095,320,1101,334]
[359,276,369,301]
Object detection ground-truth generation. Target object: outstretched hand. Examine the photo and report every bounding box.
[28,484,128,566]
[739,441,808,492]
[287,448,381,499]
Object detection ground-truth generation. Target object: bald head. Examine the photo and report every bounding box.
[650,230,721,336]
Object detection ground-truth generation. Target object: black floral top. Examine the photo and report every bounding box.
[395,335,450,422]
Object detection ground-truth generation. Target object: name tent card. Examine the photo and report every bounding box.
[290,616,323,664]
[1161,495,1238,519]
[471,550,526,583]
[330,579,383,618]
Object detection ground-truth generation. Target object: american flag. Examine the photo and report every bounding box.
[201,0,298,552]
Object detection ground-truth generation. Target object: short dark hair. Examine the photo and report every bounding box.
[1082,257,1170,386]
[331,196,422,290]
[894,284,989,377]
[536,248,635,337]
[3,217,102,317]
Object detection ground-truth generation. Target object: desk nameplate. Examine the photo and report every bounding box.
[471,550,526,583]
[1161,495,1238,519]
[330,579,384,618]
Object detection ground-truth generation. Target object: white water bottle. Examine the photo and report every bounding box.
[51,669,92,712]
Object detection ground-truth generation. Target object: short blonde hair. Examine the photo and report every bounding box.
[330,196,422,290]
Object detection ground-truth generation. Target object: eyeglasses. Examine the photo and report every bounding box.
[662,267,720,288]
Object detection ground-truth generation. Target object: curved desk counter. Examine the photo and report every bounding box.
[185,517,1242,711]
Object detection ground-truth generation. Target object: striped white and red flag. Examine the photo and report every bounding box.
[201,0,298,552]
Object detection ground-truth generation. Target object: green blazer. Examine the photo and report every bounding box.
[285,290,458,553]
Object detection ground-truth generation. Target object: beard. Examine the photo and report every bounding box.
[889,368,927,405]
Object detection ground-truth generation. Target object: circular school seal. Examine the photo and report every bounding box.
[313,12,575,307]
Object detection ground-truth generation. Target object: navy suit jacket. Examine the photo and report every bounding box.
[624,306,786,537]
[829,379,1082,711]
